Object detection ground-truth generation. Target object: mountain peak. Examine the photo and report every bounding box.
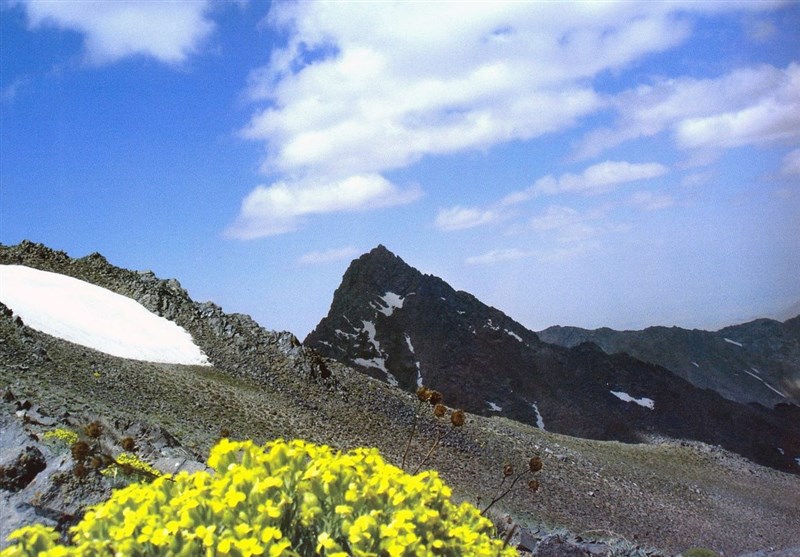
[306,247,800,477]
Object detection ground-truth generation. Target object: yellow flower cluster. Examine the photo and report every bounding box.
[2,438,515,557]
[101,452,162,479]
[42,428,79,447]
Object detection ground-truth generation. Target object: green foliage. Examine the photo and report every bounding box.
[1,438,515,557]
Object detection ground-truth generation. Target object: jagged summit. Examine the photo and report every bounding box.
[306,247,800,476]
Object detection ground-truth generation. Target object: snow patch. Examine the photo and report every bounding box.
[361,320,380,352]
[691,361,700,368]
[724,337,743,347]
[404,334,423,387]
[487,401,502,412]
[742,369,788,398]
[751,367,761,375]
[778,447,785,455]
[610,390,655,410]
[353,357,399,386]
[404,334,415,354]
[0,265,209,365]
[796,457,800,467]
[371,291,405,317]
[485,319,500,331]
[504,329,523,342]
[531,402,545,430]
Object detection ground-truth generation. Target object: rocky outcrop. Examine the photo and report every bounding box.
[0,240,332,385]
[537,318,800,408]
[306,246,800,475]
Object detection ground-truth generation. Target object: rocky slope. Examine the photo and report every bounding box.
[537,319,800,408]
[2,241,800,555]
[305,246,800,476]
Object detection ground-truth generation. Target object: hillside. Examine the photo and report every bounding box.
[1,240,800,555]
[537,319,800,408]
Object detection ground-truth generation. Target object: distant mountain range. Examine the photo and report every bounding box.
[538,318,800,409]
[305,245,800,475]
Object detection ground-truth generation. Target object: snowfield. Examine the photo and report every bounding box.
[610,390,655,409]
[0,265,210,365]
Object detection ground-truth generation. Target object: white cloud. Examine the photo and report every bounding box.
[232,1,787,237]
[1,76,30,103]
[297,247,360,265]
[629,191,675,211]
[434,206,501,231]
[466,248,533,266]
[226,174,421,239]
[18,1,215,65]
[529,205,584,231]
[434,160,666,233]
[527,204,612,244]
[576,63,800,159]
[521,161,668,198]
[782,149,800,176]
[236,2,732,236]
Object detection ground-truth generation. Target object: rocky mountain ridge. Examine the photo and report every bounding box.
[537,319,800,408]
[305,245,800,476]
[2,240,800,555]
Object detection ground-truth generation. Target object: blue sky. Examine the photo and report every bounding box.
[2,1,799,338]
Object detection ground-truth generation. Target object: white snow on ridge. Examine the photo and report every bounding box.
[353,357,399,386]
[0,265,209,365]
[724,337,743,347]
[504,329,523,342]
[531,402,545,430]
[487,401,502,412]
[610,390,655,410]
[742,369,787,398]
[404,334,423,387]
[691,361,700,368]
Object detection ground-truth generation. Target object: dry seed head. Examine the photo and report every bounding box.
[71,441,90,463]
[416,386,431,402]
[433,403,446,418]
[503,464,514,477]
[529,456,543,473]
[528,479,540,492]
[84,421,102,439]
[120,437,136,452]
[73,462,88,479]
[428,391,443,406]
[450,409,466,427]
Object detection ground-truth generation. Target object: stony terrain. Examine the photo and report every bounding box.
[2,241,800,555]
[537,319,800,408]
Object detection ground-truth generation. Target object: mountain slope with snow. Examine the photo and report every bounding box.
[305,245,800,476]
[0,265,209,365]
[538,317,800,408]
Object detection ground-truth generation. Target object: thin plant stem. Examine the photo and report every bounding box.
[401,400,424,469]
[411,426,455,475]
[481,472,526,516]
